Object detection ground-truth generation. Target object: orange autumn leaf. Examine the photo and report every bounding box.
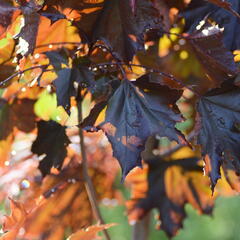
[1,199,27,240]
[0,135,13,167]
[67,223,116,240]
[126,157,215,237]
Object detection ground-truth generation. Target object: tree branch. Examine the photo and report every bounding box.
[0,64,50,87]
[132,213,151,240]
[92,62,201,97]
[91,44,127,79]
[77,90,111,240]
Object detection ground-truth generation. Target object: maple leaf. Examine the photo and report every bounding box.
[53,68,76,114]
[100,75,187,179]
[187,25,238,88]
[0,164,94,240]
[1,199,27,240]
[45,51,95,113]
[222,159,240,192]
[53,67,94,114]
[127,158,214,237]
[183,0,240,51]
[31,120,71,176]
[206,0,240,18]
[45,50,69,70]
[43,0,103,43]
[1,154,116,239]
[14,0,44,57]
[23,165,92,239]
[81,75,120,130]
[152,0,171,32]
[92,0,162,62]
[67,224,116,240]
[33,17,80,55]
[0,0,16,38]
[197,85,240,190]
[38,6,66,24]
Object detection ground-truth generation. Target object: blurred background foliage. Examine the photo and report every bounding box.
[0,0,240,239]
[99,196,240,240]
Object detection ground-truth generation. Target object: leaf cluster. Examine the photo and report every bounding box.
[0,0,240,238]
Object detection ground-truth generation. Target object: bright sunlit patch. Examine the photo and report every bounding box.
[18,228,25,236]
[4,161,10,166]
[10,183,20,196]
[16,37,29,56]
[196,20,206,30]
[159,34,171,57]
[179,50,189,60]
[202,29,209,36]
[21,179,30,189]
[34,53,40,59]
[0,38,9,48]
[56,116,61,121]
[234,50,240,62]
[11,150,17,155]
[170,27,181,41]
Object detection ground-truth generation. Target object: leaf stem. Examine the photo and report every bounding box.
[157,130,197,158]
[77,91,111,240]
[93,62,201,97]
[92,44,127,79]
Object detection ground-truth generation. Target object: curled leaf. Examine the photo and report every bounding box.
[100,75,187,179]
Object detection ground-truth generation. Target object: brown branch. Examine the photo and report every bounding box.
[132,213,151,240]
[131,137,158,240]
[92,44,127,79]
[0,64,50,87]
[93,62,201,97]
[77,91,111,240]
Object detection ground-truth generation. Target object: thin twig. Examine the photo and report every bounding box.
[158,130,197,158]
[92,44,127,79]
[93,62,201,97]
[35,42,82,49]
[159,30,188,39]
[77,90,111,240]
[0,64,50,87]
